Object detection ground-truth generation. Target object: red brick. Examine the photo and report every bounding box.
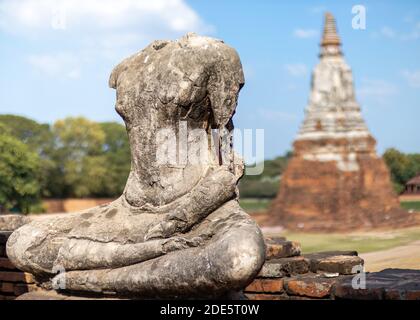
[258,256,309,278]
[0,257,16,270]
[285,275,336,298]
[14,283,39,296]
[304,251,363,275]
[245,293,289,300]
[265,237,301,259]
[405,291,420,300]
[0,245,5,257]
[245,279,284,293]
[0,271,34,283]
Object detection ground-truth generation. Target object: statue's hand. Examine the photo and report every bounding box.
[162,236,203,253]
[144,210,188,241]
[144,166,236,241]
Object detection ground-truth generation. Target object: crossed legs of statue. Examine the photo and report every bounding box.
[6,167,265,298]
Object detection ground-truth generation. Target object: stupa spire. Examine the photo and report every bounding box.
[269,12,414,232]
[320,12,342,56]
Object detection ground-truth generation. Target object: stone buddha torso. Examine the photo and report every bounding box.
[111,35,242,208]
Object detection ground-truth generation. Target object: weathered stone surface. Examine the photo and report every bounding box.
[6,33,265,298]
[284,274,337,298]
[265,237,301,259]
[269,13,414,231]
[305,251,363,275]
[335,269,420,300]
[318,255,363,275]
[17,290,128,300]
[245,279,284,293]
[0,215,30,232]
[258,257,309,278]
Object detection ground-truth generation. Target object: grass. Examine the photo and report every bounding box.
[278,227,420,254]
[241,198,420,213]
[400,201,420,211]
[240,198,420,254]
[239,198,271,212]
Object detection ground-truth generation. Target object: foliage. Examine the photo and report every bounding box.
[0,115,132,203]
[383,148,420,193]
[0,115,55,197]
[2,113,420,214]
[44,118,131,198]
[99,122,131,197]
[0,114,53,156]
[0,133,41,213]
[238,153,292,198]
[50,117,107,198]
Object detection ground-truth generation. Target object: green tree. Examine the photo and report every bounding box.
[407,154,420,179]
[0,115,55,197]
[239,152,292,198]
[383,148,410,187]
[0,133,41,213]
[383,148,420,193]
[99,122,131,197]
[50,117,107,198]
[0,115,53,156]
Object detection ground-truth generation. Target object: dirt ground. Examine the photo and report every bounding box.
[361,240,420,272]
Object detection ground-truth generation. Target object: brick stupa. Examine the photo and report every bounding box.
[270,13,414,231]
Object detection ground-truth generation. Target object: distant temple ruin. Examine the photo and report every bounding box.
[403,174,420,195]
[270,13,414,231]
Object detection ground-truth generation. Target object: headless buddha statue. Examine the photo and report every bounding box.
[7,33,265,298]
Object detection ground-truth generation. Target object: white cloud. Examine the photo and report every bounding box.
[380,26,396,38]
[0,0,208,35]
[358,79,398,105]
[401,70,420,88]
[284,63,307,77]
[293,28,318,39]
[258,109,297,122]
[0,0,211,79]
[401,21,420,40]
[372,21,420,41]
[27,53,81,79]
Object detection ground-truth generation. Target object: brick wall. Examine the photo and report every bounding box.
[0,232,37,300]
[245,237,420,300]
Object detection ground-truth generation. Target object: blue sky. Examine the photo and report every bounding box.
[0,0,419,162]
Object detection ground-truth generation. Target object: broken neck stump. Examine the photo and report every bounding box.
[6,33,265,299]
[270,13,415,231]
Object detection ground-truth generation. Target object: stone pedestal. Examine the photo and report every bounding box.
[244,237,420,300]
